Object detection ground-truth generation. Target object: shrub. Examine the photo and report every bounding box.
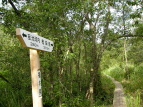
[106,65,124,82]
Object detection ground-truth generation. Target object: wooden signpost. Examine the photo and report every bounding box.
[16,28,54,107]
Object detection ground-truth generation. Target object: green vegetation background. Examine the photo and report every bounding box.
[1,0,143,107]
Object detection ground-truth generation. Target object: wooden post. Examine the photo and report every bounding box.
[30,49,43,107]
[16,28,53,107]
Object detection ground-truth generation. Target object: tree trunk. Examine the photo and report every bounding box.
[124,39,129,79]
[59,67,63,107]
[89,70,94,107]
[76,44,82,93]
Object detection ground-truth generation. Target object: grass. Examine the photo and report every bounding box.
[104,63,143,107]
[126,91,141,107]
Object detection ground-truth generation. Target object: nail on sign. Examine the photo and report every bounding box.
[16,28,54,52]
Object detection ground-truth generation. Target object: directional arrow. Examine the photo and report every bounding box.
[51,44,53,46]
[16,28,54,52]
[22,33,27,38]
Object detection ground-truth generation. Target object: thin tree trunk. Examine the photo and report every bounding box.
[59,67,63,107]
[76,44,82,92]
[69,63,73,94]
[89,70,94,107]
[85,9,98,106]
[124,39,129,79]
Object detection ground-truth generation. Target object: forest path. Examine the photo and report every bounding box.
[106,75,127,107]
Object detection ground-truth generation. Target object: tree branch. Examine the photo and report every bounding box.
[104,34,143,50]
[8,0,21,16]
[0,73,10,84]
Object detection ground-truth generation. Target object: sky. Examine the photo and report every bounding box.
[0,1,11,8]
[0,0,2,7]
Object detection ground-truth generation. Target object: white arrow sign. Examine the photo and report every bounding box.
[16,28,54,52]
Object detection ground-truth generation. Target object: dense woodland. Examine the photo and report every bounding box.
[0,0,143,107]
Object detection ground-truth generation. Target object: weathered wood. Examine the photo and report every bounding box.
[113,80,127,107]
[16,28,27,48]
[107,75,127,107]
[30,49,43,107]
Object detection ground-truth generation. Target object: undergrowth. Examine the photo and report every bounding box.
[104,63,143,107]
[94,74,115,107]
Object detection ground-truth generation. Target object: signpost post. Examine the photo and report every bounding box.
[16,28,54,107]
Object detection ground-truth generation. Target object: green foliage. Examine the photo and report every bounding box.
[63,96,90,107]
[107,63,143,106]
[0,26,32,107]
[94,75,115,106]
[104,65,124,82]
[128,38,143,64]
[134,24,143,35]
[126,91,141,107]
[1,0,143,107]
[124,64,143,92]
[124,64,135,79]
